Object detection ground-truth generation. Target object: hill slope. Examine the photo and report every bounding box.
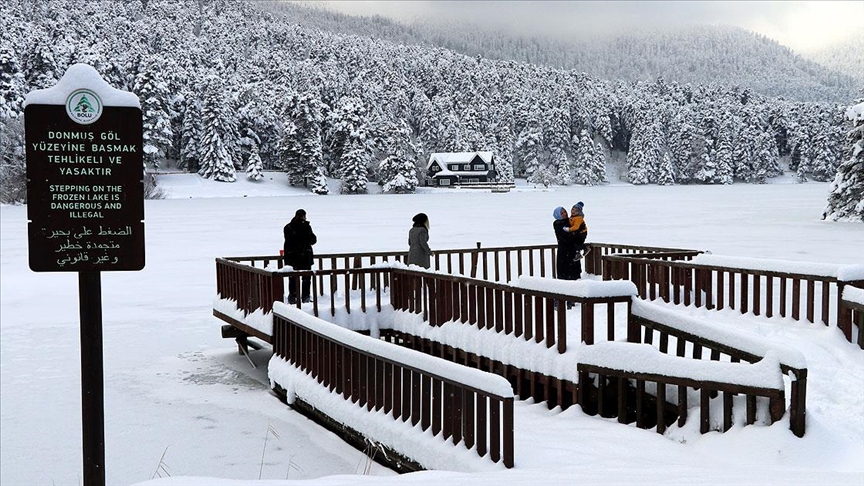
[260,2,860,103]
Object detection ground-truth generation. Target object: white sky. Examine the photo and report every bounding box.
[2,174,862,485]
[306,0,864,53]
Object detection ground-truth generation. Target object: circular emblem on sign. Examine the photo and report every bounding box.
[65,89,103,125]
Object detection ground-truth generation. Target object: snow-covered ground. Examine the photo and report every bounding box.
[1,173,862,486]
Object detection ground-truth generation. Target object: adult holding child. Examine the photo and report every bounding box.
[552,205,586,282]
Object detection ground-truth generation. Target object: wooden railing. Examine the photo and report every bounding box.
[215,257,284,316]
[271,305,515,468]
[389,267,633,354]
[603,253,864,346]
[223,241,700,284]
[216,258,392,318]
[578,300,808,436]
[578,343,787,436]
[839,286,864,349]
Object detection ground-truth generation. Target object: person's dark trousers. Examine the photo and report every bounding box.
[287,268,312,304]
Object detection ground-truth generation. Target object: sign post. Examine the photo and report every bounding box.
[24,63,145,486]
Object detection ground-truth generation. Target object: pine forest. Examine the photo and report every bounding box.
[0,0,862,220]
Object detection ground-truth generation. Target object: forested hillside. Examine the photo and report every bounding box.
[807,35,864,85]
[262,2,861,104]
[0,0,854,203]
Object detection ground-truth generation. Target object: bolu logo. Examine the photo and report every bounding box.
[65,89,103,125]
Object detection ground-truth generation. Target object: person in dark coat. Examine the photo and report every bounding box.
[283,209,317,304]
[407,213,432,269]
[552,206,583,281]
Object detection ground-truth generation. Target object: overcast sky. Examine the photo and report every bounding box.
[307,1,863,53]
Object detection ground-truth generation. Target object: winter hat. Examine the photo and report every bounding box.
[295,209,306,218]
[572,201,584,211]
[412,213,429,226]
[553,206,566,220]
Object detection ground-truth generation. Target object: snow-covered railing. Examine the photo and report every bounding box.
[592,299,808,437]
[390,266,636,354]
[603,252,864,346]
[591,242,702,279]
[222,241,700,285]
[215,257,283,322]
[577,342,787,436]
[216,257,392,323]
[269,303,515,470]
[839,285,864,349]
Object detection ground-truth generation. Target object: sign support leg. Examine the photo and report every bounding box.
[79,270,105,486]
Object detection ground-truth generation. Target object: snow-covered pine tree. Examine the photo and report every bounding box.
[22,30,58,90]
[278,91,329,194]
[236,81,281,170]
[657,151,674,185]
[755,129,782,181]
[0,117,26,203]
[490,121,515,183]
[376,118,419,193]
[0,46,25,120]
[134,57,173,169]
[178,94,203,173]
[712,116,734,184]
[694,107,721,183]
[460,105,488,151]
[551,148,570,185]
[732,116,757,182]
[339,138,370,194]
[197,76,237,182]
[326,96,367,176]
[544,105,571,184]
[823,102,864,222]
[808,111,843,182]
[515,116,544,180]
[626,126,650,185]
[527,164,555,188]
[575,129,606,185]
[245,143,264,181]
[809,129,837,182]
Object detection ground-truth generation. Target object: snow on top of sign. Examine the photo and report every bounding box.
[23,63,140,108]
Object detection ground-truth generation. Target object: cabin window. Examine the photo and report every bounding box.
[463,164,471,171]
[467,178,480,183]
[439,179,451,186]
[449,164,458,171]
[473,164,484,170]
[431,165,440,172]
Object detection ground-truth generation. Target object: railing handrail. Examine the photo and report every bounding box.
[223,242,702,267]
[603,253,849,283]
[274,303,513,399]
[391,267,632,354]
[625,305,808,437]
[394,265,634,303]
[577,342,785,392]
[271,304,515,468]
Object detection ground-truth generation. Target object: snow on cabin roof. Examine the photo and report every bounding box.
[23,63,140,108]
[427,151,493,168]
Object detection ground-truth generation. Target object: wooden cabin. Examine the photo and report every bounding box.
[425,151,496,187]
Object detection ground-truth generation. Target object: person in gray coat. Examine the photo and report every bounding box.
[407,213,432,268]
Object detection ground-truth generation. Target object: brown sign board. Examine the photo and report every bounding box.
[25,70,145,272]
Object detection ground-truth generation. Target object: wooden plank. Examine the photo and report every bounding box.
[656,382,666,434]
